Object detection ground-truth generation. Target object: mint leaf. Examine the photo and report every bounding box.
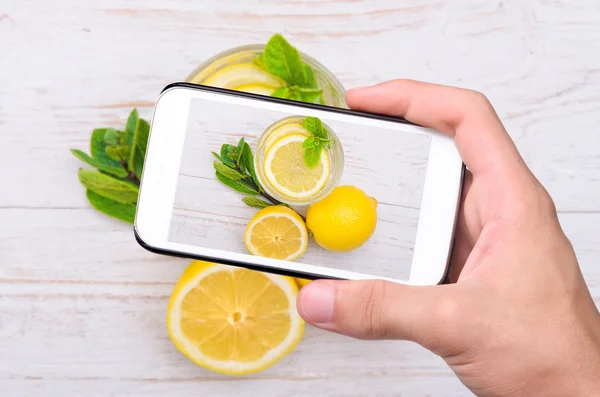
[300,92,323,104]
[303,144,322,168]
[117,145,130,160]
[236,137,246,171]
[298,87,323,95]
[104,128,121,147]
[304,64,319,89]
[125,109,139,147]
[213,161,245,180]
[212,152,224,162]
[298,87,324,104]
[128,113,149,174]
[300,117,330,167]
[71,149,128,178]
[135,119,150,156]
[242,196,271,209]
[302,136,316,149]
[133,152,144,180]
[91,128,122,167]
[86,189,136,224]
[262,34,307,87]
[220,144,237,167]
[129,118,150,179]
[271,87,288,98]
[216,172,259,195]
[302,116,327,139]
[105,146,121,161]
[259,34,326,104]
[241,142,259,188]
[78,168,139,204]
[272,86,308,101]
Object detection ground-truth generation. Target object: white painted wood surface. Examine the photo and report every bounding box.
[1,1,599,396]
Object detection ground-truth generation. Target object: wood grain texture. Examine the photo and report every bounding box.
[1,0,599,396]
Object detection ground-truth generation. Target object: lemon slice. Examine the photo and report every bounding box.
[234,84,278,96]
[167,260,304,375]
[244,206,308,261]
[263,121,310,149]
[263,134,330,200]
[189,51,258,84]
[203,63,284,91]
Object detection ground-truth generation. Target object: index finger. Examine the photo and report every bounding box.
[345,80,527,178]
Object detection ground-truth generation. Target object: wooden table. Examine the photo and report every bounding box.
[1,1,599,395]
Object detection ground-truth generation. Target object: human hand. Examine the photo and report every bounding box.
[296,80,600,397]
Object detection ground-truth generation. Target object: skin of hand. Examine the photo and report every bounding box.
[296,80,600,397]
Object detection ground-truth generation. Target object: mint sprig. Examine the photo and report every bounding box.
[213,138,302,214]
[254,34,325,105]
[301,116,330,168]
[70,109,149,224]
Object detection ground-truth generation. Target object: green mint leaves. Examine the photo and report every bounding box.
[242,196,271,209]
[86,190,137,224]
[213,138,289,210]
[78,169,139,204]
[262,33,307,87]
[214,138,262,201]
[301,116,330,168]
[70,109,150,224]
[254,34,325,105]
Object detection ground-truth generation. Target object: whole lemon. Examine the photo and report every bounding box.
[306,186,378,252]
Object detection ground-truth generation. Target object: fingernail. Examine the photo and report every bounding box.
[298,282,335,324]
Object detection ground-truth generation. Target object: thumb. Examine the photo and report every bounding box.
[297,280,459,350]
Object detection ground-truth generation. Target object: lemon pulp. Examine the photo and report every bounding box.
[200,61,284,95]
[167,261,304,375]
[244,206,308,261]
[263,134,330,200]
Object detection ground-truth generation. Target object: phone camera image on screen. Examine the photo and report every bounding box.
[167,97,432,281]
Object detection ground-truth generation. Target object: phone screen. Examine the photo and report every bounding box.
[167,96,431,280]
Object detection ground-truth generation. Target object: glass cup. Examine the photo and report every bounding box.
[186,45,347,108]
[254,116,344,207]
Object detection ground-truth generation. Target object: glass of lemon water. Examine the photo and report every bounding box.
[186,45,347,108]
[255,116,344,206]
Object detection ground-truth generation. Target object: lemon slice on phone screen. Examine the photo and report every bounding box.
[167,261,304,375]
[263,134,330,200]
[244,206,308,261]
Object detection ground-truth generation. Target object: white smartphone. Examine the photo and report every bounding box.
[134,83,464,285]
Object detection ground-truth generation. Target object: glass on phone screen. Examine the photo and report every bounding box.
[168,96,431,280]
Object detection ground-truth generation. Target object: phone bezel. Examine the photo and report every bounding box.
[134,83,465,285]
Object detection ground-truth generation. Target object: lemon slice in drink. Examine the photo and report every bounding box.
[167,260,304,375]
[244,206,308,261]
[203,63,284,92]
[263,134,330,200]
[263,121,311,149]
[234,84,278,96]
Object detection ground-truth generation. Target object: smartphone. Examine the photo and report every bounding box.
[134,83,464,285]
